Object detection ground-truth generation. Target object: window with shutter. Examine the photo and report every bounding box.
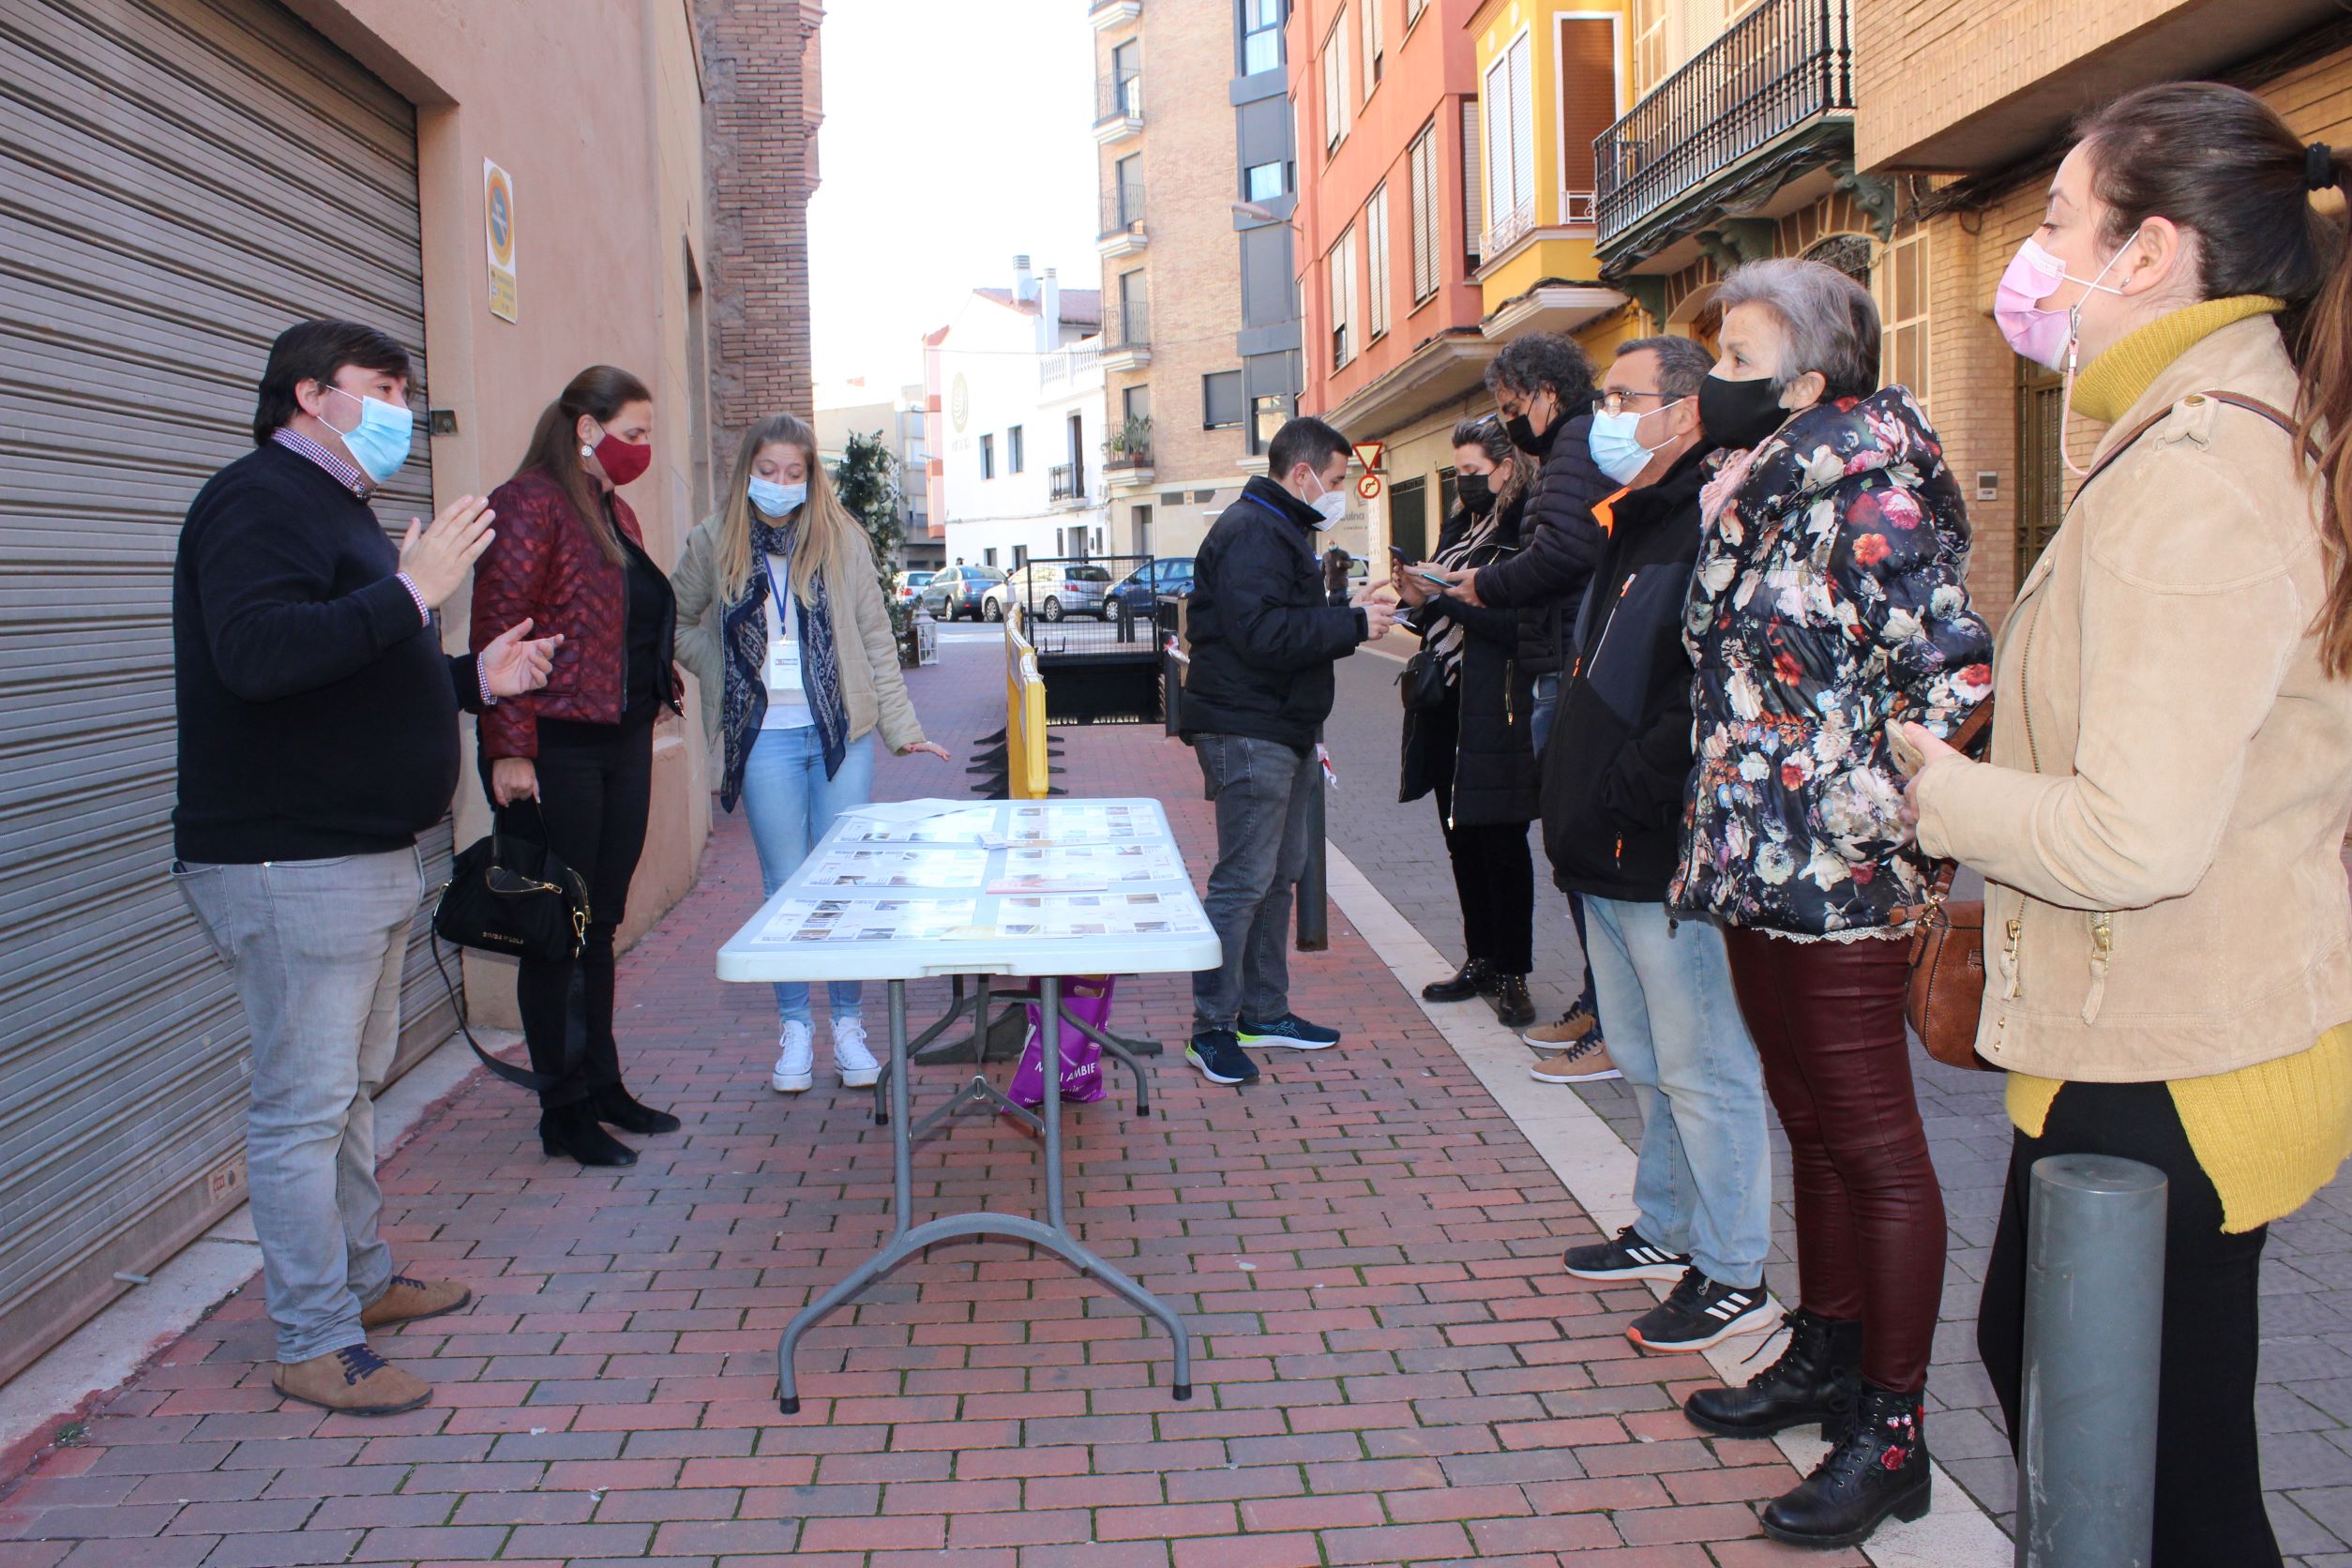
[1323,14,1350,149]
[1365,184,1391,340]
[1330,223,1356,369]
[1877,226,1932,408]
[1361,0,1382,98]
[1408,121,1439,302]
[1461,98,1483,265]
[1481,36,1534,254]
[1556,17,1615,226]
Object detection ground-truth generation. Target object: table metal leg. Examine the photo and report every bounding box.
[776,974,1194,1413]
[1056,1003,1153,1118]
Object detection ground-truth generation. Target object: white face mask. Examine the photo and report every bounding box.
[1302,466,1349,530]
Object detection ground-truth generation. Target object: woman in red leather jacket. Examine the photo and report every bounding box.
[471,365,682,1168]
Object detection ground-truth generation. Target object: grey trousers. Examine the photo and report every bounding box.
[1190,732,1319,1033]
[173,848,421,1363]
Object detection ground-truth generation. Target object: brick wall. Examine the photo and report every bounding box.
[1854,0,2174,169]
[1916,36,2352,627]
[696,0,822,469]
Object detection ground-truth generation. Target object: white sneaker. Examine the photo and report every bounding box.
[832,1017,881,1088]
[770,1020,814,1093]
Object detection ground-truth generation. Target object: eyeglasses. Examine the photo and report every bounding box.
[1594,389,1679,416]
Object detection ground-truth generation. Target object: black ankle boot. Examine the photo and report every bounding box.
[1759,1382,1931,1549]
[1683,1308,1862,1441]
[1487,973,1537,1027]
[1423,957,1493,1003]
[590,1083,680,1136]
[538,1103,638,1167]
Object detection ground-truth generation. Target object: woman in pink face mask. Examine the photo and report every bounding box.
[1907,83,2352,1568]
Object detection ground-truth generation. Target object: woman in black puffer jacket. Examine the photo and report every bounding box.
[1397,416,1539,1027]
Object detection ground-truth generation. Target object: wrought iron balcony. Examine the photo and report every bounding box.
[1094,72,1144,135]
[1592,0,1853,256]
[1049,461,1085,503]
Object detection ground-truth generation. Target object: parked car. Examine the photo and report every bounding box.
[891,569,935,606]
[1106,557,1195,619]
[915,564,1006,622]
[982,562,1113,622]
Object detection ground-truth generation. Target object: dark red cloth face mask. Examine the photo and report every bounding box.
[593,430,652,487]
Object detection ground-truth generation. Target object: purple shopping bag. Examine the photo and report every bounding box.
[1008,975,1112,1108]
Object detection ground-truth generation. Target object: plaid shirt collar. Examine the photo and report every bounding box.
[270,426,373,500]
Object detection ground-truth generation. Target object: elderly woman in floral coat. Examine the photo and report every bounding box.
[1667,259,1992,1552]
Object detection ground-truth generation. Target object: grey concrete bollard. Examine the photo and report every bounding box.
[2016,1153,2168,1568]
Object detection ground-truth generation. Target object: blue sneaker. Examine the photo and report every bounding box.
[1235,1012,1341,1050]
[1186,1030,1259,1085]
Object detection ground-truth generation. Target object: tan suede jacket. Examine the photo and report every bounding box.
[671,514,927,764]
[1916,316,2352,1080]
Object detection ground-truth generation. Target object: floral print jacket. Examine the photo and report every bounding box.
[1670,388,1993,939]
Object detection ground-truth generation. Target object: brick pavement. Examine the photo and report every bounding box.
[1321,644,2352,1566]
[0,638,1862,1567]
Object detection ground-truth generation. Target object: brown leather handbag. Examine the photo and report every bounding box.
[1905,703,1996,1071]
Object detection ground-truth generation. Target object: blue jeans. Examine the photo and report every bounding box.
[741,727,874,1025]
[1190,732,1319,1033]
[1582,896,1772,1289]
[1530,671,1560,757]
[171,848,420,1363]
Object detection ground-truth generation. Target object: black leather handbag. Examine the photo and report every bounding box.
[430,808,589,1089]
[1397,642,1450,713]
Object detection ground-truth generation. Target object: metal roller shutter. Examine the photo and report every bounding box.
[0,0,452,1383]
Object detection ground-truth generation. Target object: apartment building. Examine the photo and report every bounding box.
[1291,0,1497,563]
[922,258,1111,571]
[1090,0,1305,562]
[816,380,941,569]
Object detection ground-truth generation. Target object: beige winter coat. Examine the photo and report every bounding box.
[671,514,927,766]
[1915,314,2352,1080]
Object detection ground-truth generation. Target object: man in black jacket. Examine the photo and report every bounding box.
[1182,416,1395,1085]
[1540,337,1775,1358]
[173,320,558,1416]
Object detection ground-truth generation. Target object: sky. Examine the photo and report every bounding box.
[807,0,1104,402]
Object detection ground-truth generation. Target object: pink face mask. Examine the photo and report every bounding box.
[1994,233,2136,372]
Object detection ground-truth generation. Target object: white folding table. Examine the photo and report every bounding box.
[716,796,1219,1412]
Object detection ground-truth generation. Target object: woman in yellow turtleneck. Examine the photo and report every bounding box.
[1902,84,2352,1568]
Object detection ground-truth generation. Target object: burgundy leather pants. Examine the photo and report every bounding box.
[1720,927,1947,1393]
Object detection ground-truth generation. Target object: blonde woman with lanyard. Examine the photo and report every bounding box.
[674,415,950,1093]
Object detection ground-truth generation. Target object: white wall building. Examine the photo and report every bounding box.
[924,257,1109,573]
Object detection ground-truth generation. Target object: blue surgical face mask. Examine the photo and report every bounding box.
[1587,400,1681,486]
[323,384,415,483]
[747,476,807,517]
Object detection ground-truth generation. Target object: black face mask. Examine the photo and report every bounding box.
[1697,372,1793,452]
[1455,472,1495,515]
[1503,410,1557,460]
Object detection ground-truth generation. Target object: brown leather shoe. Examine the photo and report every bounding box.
[359,1275,472,1330]
[273,1345,430,1415]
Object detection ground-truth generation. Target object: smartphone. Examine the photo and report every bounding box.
[1388,545,1412,563]
[1414,566,1453,589]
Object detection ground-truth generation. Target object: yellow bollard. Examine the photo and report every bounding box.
[1003,603,1049,800]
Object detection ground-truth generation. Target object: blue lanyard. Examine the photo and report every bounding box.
[760,552,793,638]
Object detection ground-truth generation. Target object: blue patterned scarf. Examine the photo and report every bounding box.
[716,514,850,808]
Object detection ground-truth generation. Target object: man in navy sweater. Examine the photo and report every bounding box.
[173,320,557,1415]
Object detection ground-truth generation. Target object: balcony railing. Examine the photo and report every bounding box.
[1483,195,1534,262]
[1104,447,1154,473]
[1592,0,1853,250]
[1049,461,1085,502]
[1039,342,1103,389]
[1095,72,1143,127]
[1099,182,1146,239]
[1114,298,1151,346]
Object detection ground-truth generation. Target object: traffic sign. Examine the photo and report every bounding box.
[1355,475,1381,500]
[1351,441,1386,472]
